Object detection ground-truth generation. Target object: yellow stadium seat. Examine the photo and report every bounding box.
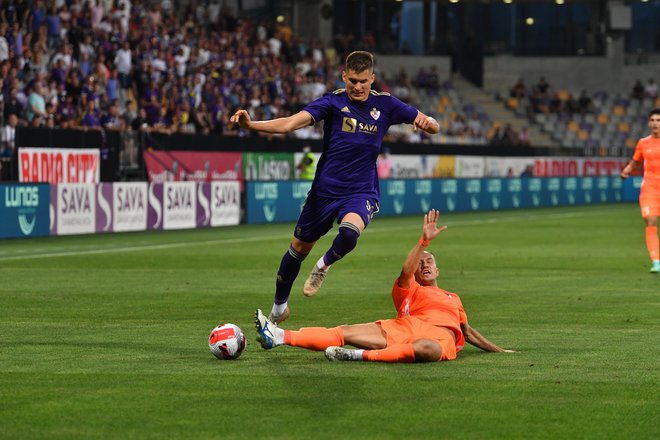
[618,121,630,133]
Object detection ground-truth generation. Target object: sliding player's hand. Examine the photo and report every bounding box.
[422,209,447,242]
[229,109,252,129]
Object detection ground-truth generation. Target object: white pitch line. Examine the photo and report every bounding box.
[0,235,281,262]
[0,207,622,262]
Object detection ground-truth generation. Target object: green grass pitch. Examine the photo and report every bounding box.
[0,204,658,439]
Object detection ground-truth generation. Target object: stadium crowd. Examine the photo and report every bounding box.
[0,0,529,160]
[0,0,344,147]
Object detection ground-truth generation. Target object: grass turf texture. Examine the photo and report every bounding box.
[0,204,658,439]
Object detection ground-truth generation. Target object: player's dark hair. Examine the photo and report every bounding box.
[345,51,374,73]
[650,108,660,118]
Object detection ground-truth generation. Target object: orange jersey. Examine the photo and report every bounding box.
[391,278,468,351]
[633,136,660,181]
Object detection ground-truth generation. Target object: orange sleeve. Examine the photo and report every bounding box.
[632,139,644,163]
[451,293,468,324]
[391,278,418,310]
[459,305,468,325]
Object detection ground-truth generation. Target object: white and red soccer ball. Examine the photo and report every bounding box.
[208,323,246,360]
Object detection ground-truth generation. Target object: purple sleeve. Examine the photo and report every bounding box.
[388,95,418,125]
[302,93,332,123]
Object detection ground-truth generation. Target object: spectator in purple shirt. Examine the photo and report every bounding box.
[29,0,46,33]
[100,100,124,130]
[80,99,101,128]
[58,93,77,123]
[106,69,118,101]
[50,58,67,85]
[46,4,61,49]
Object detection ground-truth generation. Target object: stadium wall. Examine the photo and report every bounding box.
[376,56,451,78]
[11,127,564,183]
[483,55,660,95]
[376,52,660,96]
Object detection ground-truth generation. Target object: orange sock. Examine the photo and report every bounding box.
[362,343,416,363]
[284,327,344,351]
[646,226,659,261]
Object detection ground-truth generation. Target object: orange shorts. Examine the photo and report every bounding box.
[376,316,458,361]
[639,179,660,217]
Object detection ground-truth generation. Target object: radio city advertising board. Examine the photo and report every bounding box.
[18,147,100,183]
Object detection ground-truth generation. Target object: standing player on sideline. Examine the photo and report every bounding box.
[230,51,439,323]
[254,209,514,363]
[621,108,660,273]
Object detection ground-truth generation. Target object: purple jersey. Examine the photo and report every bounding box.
[303,89,418,199]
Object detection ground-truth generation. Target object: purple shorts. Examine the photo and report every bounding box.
[294,193,380,243]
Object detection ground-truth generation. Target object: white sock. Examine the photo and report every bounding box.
[354,349,364,361]
[316,256,330,271]
[271,302,288,317]
[274,327,285,346]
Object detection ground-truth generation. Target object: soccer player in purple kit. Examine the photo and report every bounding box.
[230,51,439,323]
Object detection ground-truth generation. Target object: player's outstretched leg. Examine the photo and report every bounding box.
[325,344,421,363]
[303,222,360,296]
[325,346,362,361]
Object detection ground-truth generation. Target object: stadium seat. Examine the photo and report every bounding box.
[617,121,631,133]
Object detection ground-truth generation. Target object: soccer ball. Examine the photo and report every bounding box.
[208,323,246,360]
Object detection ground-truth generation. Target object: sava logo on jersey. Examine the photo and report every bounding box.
[341,117,378,135]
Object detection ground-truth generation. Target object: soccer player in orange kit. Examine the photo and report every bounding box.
[255,209,514,363]
[621,108,660,273]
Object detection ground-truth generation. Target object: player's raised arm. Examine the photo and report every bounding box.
[460,323,515,353]
[229,109,314,134]
[412,111,440,135]
[620,159,641,179]
[398,209,447,288]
